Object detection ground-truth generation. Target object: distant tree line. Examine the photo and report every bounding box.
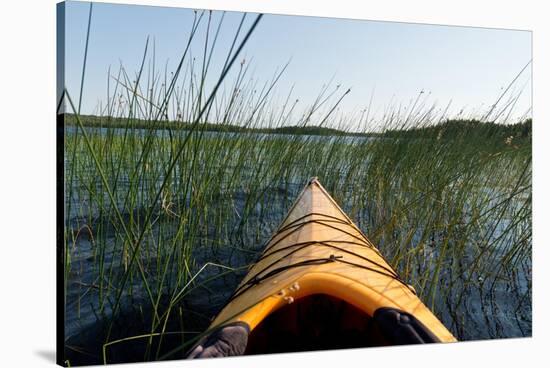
[383,118,531,146]
[62,114,377,137]
[63,114,531,145]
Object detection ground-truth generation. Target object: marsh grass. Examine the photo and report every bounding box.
[61,8,531,365]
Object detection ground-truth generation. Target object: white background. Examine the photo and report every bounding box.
[0,0,548,367]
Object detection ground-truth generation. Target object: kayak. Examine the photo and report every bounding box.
[188,178,456,358]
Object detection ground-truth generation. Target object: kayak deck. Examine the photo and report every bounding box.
[189,178,456,358]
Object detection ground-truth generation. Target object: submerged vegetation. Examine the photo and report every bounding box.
[61,7,531,366]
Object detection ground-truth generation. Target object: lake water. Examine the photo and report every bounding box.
[63,128,531,364]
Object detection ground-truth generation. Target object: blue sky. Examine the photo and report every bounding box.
[63,1,532,128]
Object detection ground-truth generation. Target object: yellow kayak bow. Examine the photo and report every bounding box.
[188,178,456,358]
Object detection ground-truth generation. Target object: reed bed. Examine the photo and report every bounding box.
[61,9,531,365]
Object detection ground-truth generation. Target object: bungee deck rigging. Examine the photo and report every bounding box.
[188,178,456,358]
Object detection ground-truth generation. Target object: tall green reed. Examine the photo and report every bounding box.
[62,8,531,363]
